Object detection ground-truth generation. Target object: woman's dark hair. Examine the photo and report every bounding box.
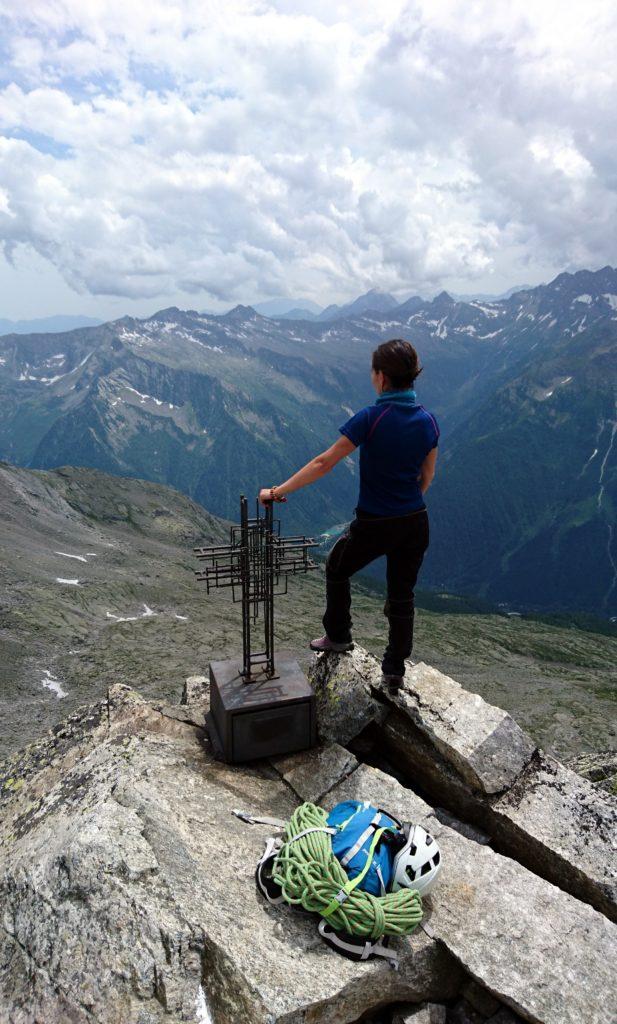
[372,339,423,389]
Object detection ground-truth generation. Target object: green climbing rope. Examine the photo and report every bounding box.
[271,802,423,940]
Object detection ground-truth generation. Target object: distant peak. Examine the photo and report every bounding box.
[433,290,454,304]
[550,265,617,290]
[355,288,397,302]
[149,307,182,321]
[225,304,258,318]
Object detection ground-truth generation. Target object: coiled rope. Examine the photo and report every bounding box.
[271,802,423,940]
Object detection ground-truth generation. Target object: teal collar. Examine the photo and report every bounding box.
[375,387,417,406]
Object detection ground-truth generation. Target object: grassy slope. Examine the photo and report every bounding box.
[0,463,614,763]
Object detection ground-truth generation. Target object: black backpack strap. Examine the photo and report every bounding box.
[255,836,285,905]
[317,920,400,970]
[375,806,404,830]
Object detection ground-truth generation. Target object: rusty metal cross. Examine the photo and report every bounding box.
[194,494,319,682]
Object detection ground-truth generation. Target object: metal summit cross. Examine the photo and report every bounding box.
[194,494,320,763]
[194,494,320,681]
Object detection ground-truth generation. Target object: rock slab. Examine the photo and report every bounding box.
[491,751,617,921]
[309,647,388,745]
[383,662,537,795]
[323,764,617,1024]
[378,660,617,921]
[0,685,460,1024]
[270,742,358,803]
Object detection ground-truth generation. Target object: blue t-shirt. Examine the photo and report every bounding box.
[338,400,439,515]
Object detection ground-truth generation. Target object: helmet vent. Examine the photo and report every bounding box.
[392,823,442,896]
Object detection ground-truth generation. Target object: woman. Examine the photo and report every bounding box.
[258,338,439,695]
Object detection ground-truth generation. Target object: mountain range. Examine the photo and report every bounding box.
[250,286,536,320]
[1,265,616,617]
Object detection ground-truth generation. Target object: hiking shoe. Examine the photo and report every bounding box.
[309,634,355,653]
[382,673,404,696]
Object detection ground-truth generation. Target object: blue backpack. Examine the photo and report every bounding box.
[326,800,401,896]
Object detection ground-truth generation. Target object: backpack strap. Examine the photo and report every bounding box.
[321,824,397,918]
[375,806,403,830]
[287,825,337,844]
[257,834,282,865]
[233,809,336,844]
[255,836,286,905]
[339,813,382,867]
[233,809,289,828]
[375,864,387,897]
[317,920,400,969]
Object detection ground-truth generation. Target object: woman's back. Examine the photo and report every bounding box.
[339,394,440,516]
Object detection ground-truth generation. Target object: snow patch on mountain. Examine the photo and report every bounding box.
[106,604,156,623]
[123,385,175,409]
[540,376,573,400]
[55,551,88,563]
[17,366,37,382]
[41,670,67,698]
[18,350,94,385]
[118,328,152,346]
[469,302,500,318]
[425,316,448,338]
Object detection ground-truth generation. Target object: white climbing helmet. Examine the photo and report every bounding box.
[390,823,442,896]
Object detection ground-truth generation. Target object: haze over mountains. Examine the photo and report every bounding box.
[256,285,536,320]
[0,315,103,335]
[283,288,401,322]
[1,265,616,618]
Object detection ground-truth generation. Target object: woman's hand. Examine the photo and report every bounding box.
[259,487,287,506]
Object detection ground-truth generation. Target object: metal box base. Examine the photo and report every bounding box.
[206,651,316,764]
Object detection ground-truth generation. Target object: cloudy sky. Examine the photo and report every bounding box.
[0,0,615,320]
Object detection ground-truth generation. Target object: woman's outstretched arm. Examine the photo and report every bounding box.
[259,436,357,505]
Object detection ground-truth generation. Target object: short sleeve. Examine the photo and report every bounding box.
[338,406,371,447]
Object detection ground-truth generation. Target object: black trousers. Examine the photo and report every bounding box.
[322,505,430,676]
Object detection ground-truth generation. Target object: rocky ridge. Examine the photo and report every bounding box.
[0,647,615,1023]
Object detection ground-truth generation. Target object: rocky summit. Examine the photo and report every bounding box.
[0,647,615,1024]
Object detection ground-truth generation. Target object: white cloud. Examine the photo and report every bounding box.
[0,0,615,310]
